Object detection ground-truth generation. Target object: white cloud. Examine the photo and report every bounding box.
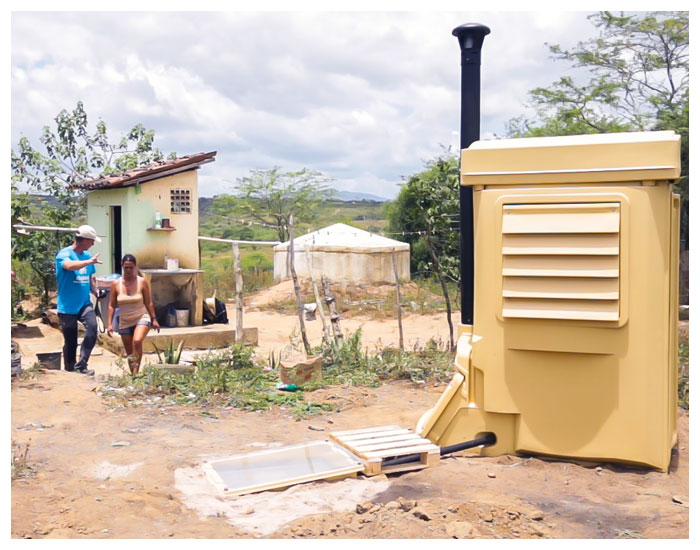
[11,10,602,199]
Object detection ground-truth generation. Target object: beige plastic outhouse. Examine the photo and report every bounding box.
[417,131,681,471]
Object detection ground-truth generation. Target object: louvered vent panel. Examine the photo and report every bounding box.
[502,203,620,321]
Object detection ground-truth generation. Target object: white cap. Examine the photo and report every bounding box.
[75,224,102,243]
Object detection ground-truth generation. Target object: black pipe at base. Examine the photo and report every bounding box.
[381,433,497,468]
[440,432,496,456]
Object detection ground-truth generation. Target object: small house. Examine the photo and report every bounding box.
[73,152,216,325]
[73,152,216,273]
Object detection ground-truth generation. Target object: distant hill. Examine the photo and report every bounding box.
[28,194,61,208]
[198,191,389,239]
[199,196,214,212]
[334,191,390,203]
[201,191,390,209]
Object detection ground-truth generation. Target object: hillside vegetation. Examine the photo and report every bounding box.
[198,196,392,300]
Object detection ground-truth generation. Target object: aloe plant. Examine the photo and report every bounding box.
[153,339,185,365]
[267,350,282,371]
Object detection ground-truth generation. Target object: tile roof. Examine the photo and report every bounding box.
[71,151,217,190]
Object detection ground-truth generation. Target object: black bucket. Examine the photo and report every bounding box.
[36,351,62,370]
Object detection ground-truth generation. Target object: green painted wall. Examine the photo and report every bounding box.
[87,187,129,277]
[86,171,200,275]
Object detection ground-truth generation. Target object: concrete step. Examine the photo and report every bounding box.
[97,325,258,355]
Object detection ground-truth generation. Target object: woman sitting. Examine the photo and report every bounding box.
[107,254,160,374]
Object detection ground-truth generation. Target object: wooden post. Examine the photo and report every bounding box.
[288,215,311,354]
[232,243,244,342]
[321,275,343,341]
[305,245,331,344]
[391,248,404,350]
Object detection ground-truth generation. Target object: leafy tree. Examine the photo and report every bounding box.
[212,167,335,243]
[221,225,255,242]
[386,152,460,281]
[13,101,168,195]
[507,11,689,247]
[11,100,172,306]
[386,152,460,349]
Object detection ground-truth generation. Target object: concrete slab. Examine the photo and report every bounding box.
[97,325,258,355]
[44,309,258,352]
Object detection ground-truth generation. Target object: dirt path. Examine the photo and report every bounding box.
[10,369,689,539]
[11,308,689,539]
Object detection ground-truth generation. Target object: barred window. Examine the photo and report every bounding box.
[170,189,191,213]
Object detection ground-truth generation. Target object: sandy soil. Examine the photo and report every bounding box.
[10,298,690,539]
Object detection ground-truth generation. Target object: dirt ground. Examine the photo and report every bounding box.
[10,294,690,539]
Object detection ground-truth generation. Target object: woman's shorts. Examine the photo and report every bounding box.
[118,315,152,336]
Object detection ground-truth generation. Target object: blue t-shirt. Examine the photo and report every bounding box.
[55,246,96,314]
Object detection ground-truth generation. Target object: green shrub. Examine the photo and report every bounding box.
[202,248,274,300]
[104,342,328,418]
[241,252,273,271]
[103,332,454,418]
[310,329,454,388]
[152,339,185,364]
[315,330,380,387]
[11,441,35,480]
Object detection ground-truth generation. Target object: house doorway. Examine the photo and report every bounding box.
[110,205,122,274]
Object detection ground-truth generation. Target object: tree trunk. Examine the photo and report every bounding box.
[321,276,343,342]
[32,262,51,307]
[43,277,50,308]
[305,245,331,344]
[424,228,454,351]
[231,243,244,343]
[288,215,311,354]
[391,248,404,350]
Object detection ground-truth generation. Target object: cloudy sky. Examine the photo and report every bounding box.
[11,8,608,199]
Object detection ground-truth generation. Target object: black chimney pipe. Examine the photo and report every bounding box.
[452,23,490,326]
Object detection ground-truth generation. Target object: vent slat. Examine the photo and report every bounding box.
[501,202,620,321]
[502,233,619,255]
[503,277,619,300]
[503,298,620,321]
[502,255,619,278]
[503,203,620,234]
[502,268,619,278]
[502,302,620,321]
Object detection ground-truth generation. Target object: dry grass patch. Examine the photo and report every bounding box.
[253,279,449,319]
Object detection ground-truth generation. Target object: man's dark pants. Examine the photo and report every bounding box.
[58,304,97,371]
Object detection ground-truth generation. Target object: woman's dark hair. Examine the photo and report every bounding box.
[121,254,137,265]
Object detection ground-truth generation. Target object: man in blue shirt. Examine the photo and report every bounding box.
[55,225,103,375]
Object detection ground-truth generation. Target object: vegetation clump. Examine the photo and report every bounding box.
[17,362,46,381]
[102,333,454,418]
[11,441,35,480]
[153,338,185,365]
[311,329,454,388]
[104,342,328,418]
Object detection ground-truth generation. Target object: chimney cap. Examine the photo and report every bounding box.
[452,23,491,52]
